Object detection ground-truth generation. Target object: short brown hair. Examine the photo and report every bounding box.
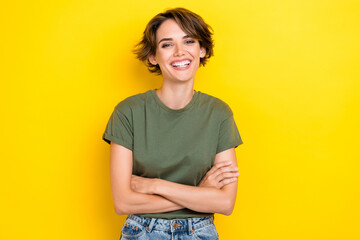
[133,7,214,75]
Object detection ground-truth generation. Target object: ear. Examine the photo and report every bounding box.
[200,47,206,58]
[148,55,158,65]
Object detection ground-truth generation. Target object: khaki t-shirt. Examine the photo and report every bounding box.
[102,89,243,219]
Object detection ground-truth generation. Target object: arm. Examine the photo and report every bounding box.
[133,148,240,215]
[110,141,184,215]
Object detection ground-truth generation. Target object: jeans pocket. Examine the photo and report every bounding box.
[193,223,219,240]
[120,219,146,239]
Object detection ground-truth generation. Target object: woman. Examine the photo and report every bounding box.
[103,7,243,240]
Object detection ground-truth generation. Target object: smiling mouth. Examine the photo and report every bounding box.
[171,60,191,69]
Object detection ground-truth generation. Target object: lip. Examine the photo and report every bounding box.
[170,59,192,71]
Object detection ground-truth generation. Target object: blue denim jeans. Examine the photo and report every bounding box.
[120,214,219,240]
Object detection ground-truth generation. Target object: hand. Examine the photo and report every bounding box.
[198,161,239,189]
[131,175,156,194]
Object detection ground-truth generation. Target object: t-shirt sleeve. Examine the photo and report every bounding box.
[216,107,243,154]
[102,101,134,151]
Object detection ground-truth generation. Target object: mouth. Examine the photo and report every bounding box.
[170,59,192,70]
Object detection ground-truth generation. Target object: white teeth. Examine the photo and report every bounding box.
[172,60,191,67]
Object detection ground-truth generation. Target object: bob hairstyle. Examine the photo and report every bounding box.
[133,7,214,75]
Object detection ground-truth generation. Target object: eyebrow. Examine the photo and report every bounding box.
[158,35,191,45]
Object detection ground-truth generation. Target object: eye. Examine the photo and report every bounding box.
[161,43,172,48]
[185,39,196,44]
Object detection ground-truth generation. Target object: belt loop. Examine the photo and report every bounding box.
[188,218,194,235]
[146,218,156,233]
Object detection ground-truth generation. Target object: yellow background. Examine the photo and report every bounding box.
[1,0,359,239]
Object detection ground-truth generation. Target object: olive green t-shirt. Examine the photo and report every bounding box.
[102,89,243,219]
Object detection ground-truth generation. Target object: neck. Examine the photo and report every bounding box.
[156,82,195,110]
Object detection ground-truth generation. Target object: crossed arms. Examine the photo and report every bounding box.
[109,141,240,216]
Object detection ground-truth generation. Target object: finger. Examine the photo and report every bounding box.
[206,161,232,176]
[132,175,144,180]
[210,164,238,177]
[219,177,237,188]
[215,172,240,182]
[210,166,239,179]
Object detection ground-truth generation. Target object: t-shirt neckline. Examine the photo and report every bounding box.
[150,88,199,113]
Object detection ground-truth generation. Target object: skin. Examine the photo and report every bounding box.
[148,19,206,110]
[109,19,240,215]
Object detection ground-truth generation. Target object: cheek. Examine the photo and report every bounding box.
[192,51,202,61]
[156,51,171,63]
[189,47,201,58]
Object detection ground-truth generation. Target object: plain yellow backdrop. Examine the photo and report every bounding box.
[1,0,359,239]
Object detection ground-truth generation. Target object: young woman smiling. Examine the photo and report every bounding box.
[103,7,243,240]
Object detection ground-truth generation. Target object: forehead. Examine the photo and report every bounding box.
[156,19,187,41]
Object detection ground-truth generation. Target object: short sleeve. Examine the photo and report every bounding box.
[102,102,134,151]
[216,114,243,154]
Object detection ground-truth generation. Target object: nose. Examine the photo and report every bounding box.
[174,43,185,57]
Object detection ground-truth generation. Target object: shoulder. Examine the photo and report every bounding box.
[113,90,149,114]
[198,91,234,119]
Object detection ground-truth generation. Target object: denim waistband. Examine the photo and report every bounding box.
[126,214,215,234]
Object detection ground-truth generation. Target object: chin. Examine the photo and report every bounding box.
[172,75,194,82]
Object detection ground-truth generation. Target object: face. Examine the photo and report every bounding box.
[149,19,206,83]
